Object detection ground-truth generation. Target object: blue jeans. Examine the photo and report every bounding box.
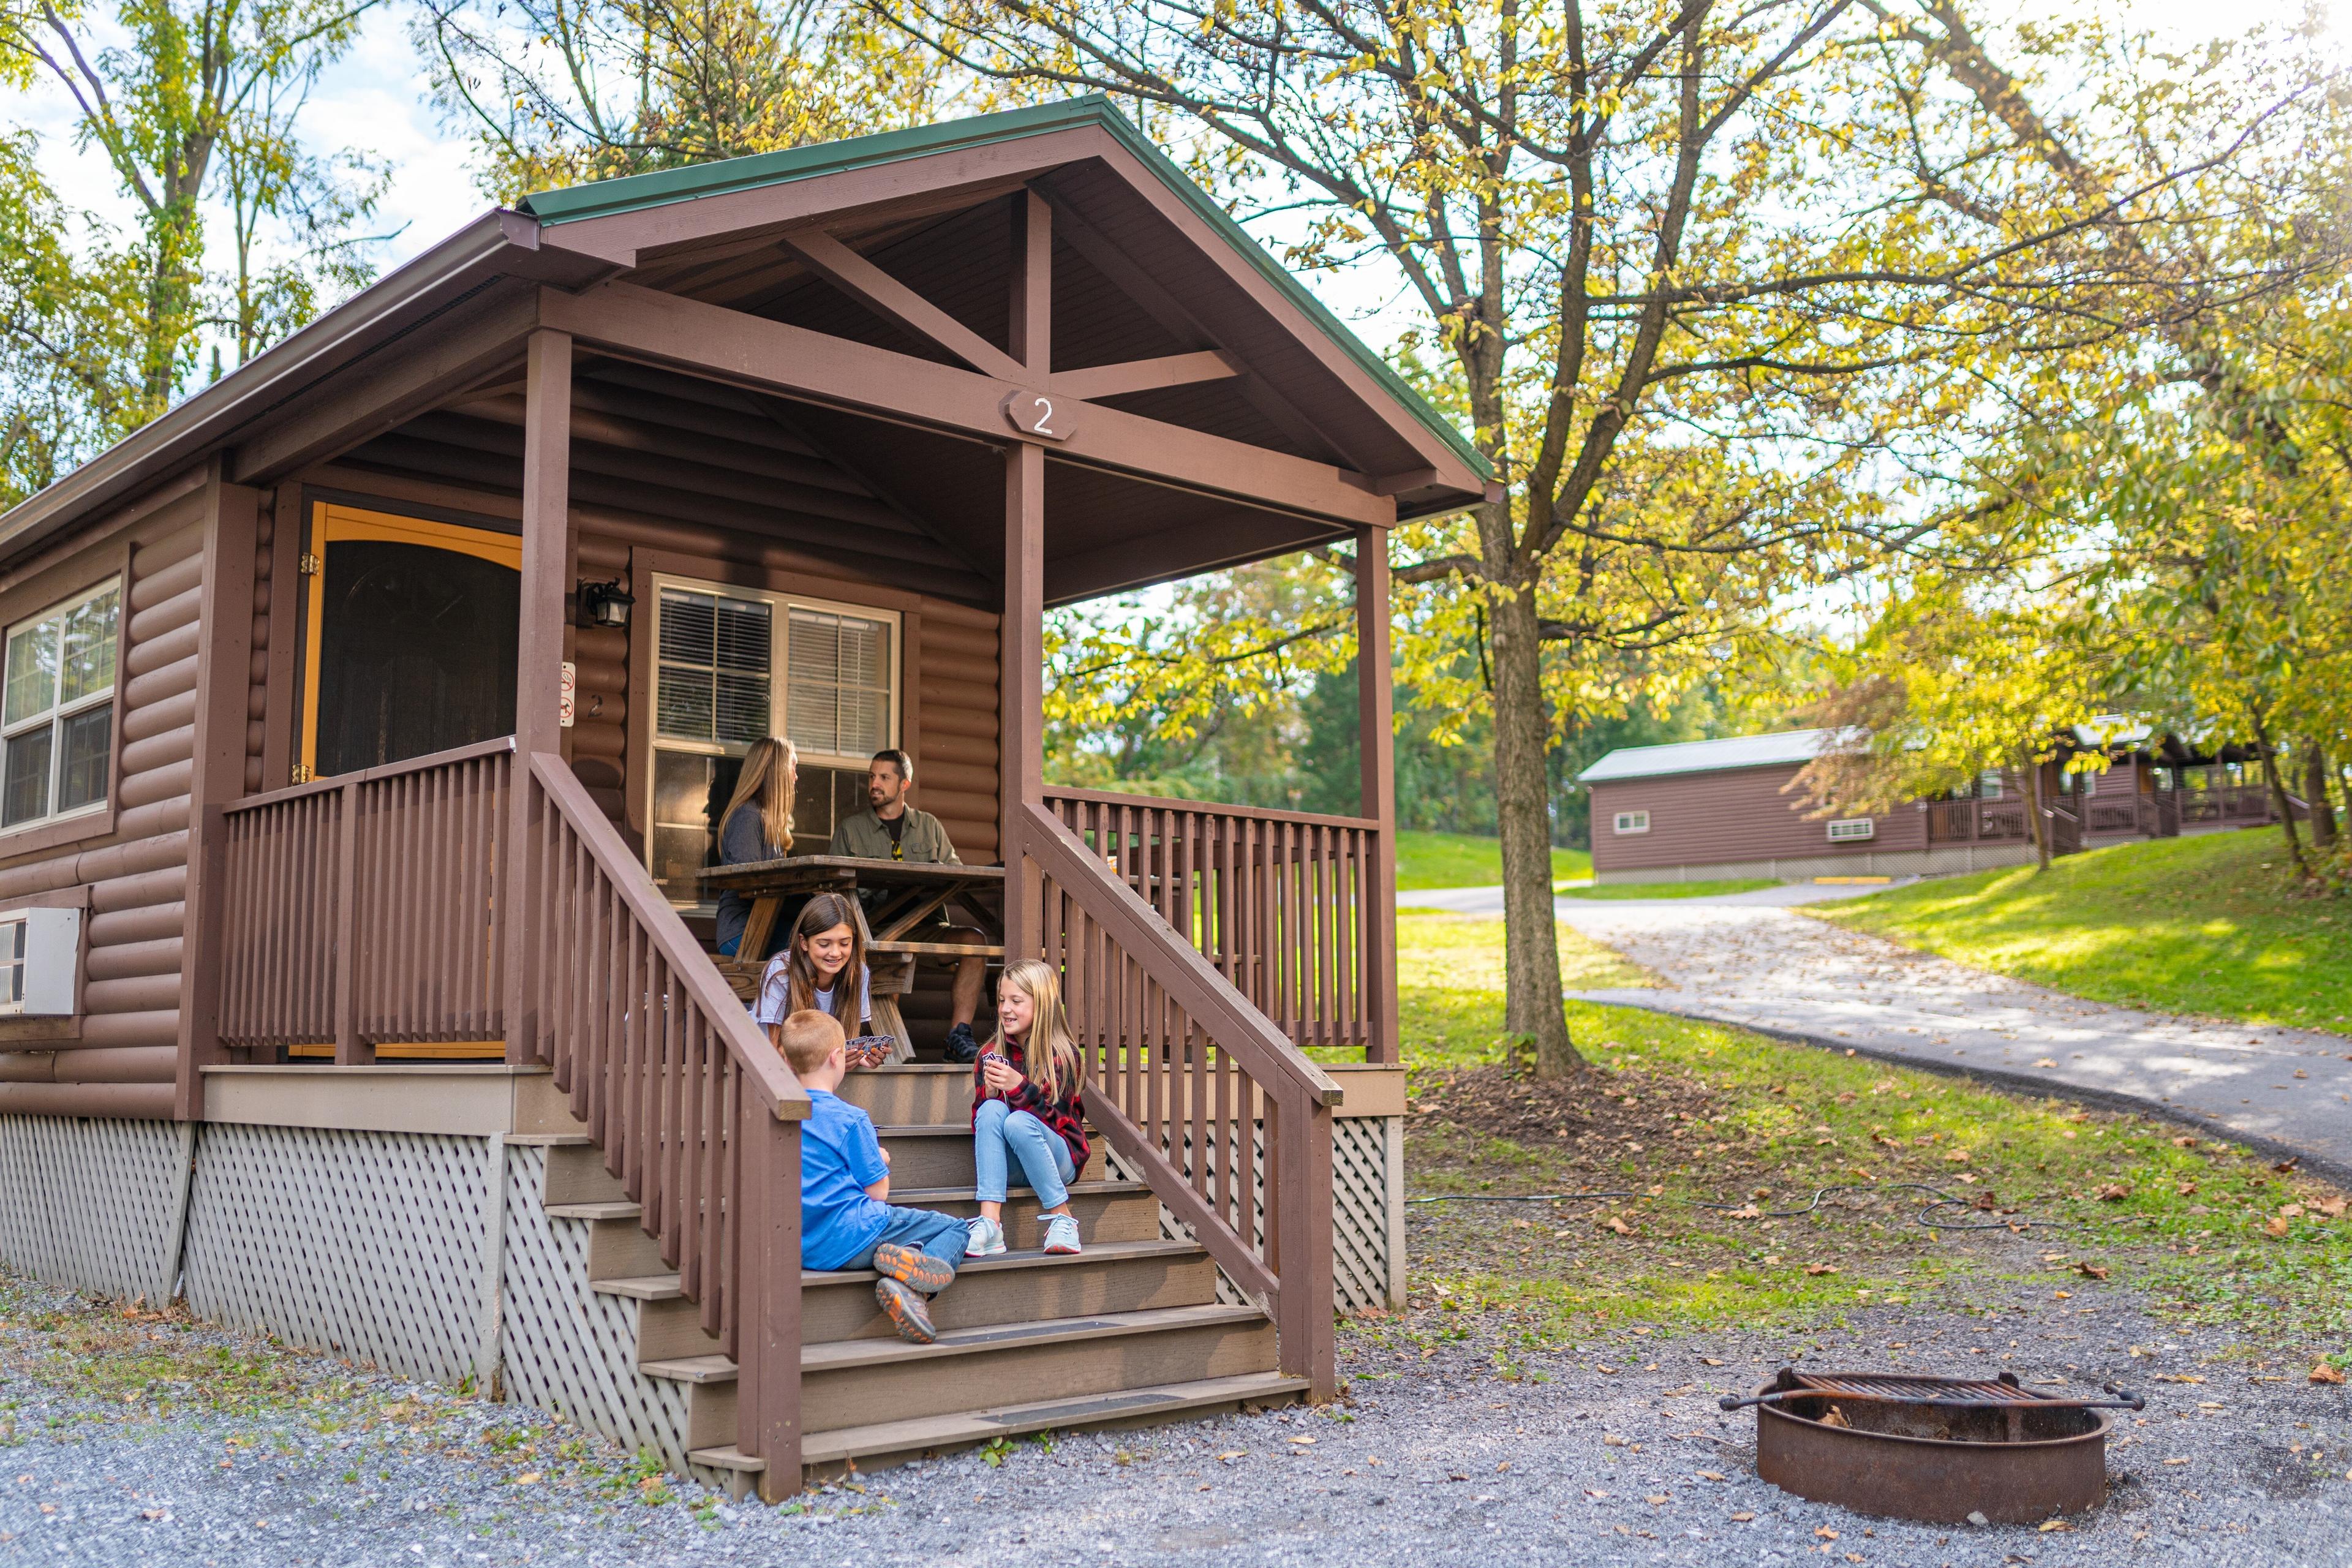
[838,1205,966,1291]
[973,1099,1076,1210]
[716,935,739,957]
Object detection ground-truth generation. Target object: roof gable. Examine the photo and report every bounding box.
[518,97,1490,491]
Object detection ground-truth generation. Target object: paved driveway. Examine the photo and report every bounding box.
[1401,881,2352,1179]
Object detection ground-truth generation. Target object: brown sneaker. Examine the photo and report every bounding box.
[875,1278,937,1344]
[873,1242,956,1294]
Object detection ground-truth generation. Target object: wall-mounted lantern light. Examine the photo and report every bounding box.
[578,580,635,628]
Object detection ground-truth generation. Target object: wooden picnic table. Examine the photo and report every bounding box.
[698,855,1005,1061]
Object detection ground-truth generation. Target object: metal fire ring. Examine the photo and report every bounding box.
[1734,1370,2125,1524]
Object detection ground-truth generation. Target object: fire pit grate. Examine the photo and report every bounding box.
[1724,1367,2141,1524]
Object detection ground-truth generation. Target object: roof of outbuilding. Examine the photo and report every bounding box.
[1577,728,1852,784]
[518,96,1490,486]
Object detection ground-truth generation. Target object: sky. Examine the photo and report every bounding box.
[6,0,2331,379]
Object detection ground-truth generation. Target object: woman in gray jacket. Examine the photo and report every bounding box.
[714,737,796,957]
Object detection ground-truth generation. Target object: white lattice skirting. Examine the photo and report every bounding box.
[183,1124,502,1389]
[0,1116,190,1303]
[1107,1114,1403,1314]
[498,1144,720,1487]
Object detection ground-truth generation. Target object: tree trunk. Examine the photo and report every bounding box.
[2248,713,2309,878]
[2305,741,2339,851]
[1489,583,1581,1076]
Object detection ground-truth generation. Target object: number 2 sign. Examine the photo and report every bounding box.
[1001,389,1074,442]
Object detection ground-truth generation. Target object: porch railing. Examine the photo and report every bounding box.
[2179,782,2278,824]
[1042,788,1385,1060]
[515,753,807,1498]
[1924,797,2032,845]
[218,737,514,1056]
[1020,802,1338,1400]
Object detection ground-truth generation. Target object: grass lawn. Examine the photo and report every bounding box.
[1812,830,2352,1033]
[1376,908,2352,1355]
[1395,830,1591,891]
[1558,878,1777,901]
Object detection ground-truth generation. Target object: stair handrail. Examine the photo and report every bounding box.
[522,753,806,1499]
[1019,802,1340,1398]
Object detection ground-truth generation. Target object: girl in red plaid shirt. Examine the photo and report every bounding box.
[965,959,1090,1257]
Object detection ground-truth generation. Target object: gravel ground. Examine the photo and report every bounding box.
[0,1245,2342,1568]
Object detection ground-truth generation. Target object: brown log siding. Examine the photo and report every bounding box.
[0,478,214,1115]
[1588,763,1928,875]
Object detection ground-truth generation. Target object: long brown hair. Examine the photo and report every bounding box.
[786,892,865,1030]
[722,737,796,857]
[990,959,1082,1103]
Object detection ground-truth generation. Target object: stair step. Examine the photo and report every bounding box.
[545,1200,643,1222]
[640,1354,737,1385]
[687,1444,764,1474]
[506,1132,594,1147]
[595,1274,685,1302]
[834,1065,977,1124]
[799,1371,1311,1473]
[801,1237,1219,1346]
[802,1237,1197,1287]
[804,1302,1262,1373]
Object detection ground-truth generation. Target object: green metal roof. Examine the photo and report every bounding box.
[519,96,1491,484]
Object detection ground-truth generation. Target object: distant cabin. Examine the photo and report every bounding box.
[1578,725,2297,885]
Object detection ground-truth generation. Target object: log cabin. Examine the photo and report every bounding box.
[0,97,1488,1497]
[1580,723,2295,884]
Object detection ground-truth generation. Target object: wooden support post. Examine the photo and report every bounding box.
[508,330,573,1064]
[1354,525,1399,1064]
[1001,191,1050,958]
[333,778,369,1065]
[176,464,262,1119]
[1274,1091,1339,1400]
[737,1088,804,1500]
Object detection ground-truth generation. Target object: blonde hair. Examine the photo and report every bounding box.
[777,1009,846,1077]
[990,959,1082,1103]
[722,737,796,856]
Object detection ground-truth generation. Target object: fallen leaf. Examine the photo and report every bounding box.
[1730,1511,1755,1522]
[2075,1262,2110,1280]
[2163,1457,2190,1466]
[1217,1451,1245,1461]
[2034,1058,2057,1068]
[1804,1263,1838,1276]
[1585,1488,1610,1499]
[1819,1406,1852,1430]
[514,1472,541,1485]
[1646,1494,1670,1505]
[1945,1148,1972,1163]
[2052,1289,2073,1300]
[2282,1204,2308,1219]
[2154,1373,2205,1384]
[2173,1136,2198,1148]
[1603,1434,1628,1447]
[1701,1357,1724,1366]
[1816,1526,1841,1540]
[1697,1470,1725,1481]
[1597,1365,1620,1375]
[1289,1435,1315,1446]
[2312,1362,2347,1386]
[1602,1216,1634,1235]
[1496,1461,1510,1472]
[2097,1183,2132,1202]
[2267,1216,2293,1238]
[2176,1181,2198,1196]
[2039,1519,2073,1533]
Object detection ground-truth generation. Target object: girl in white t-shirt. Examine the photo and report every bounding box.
[757,892,873,1041]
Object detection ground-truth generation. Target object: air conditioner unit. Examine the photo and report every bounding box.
[0,908,80,1016]
[1826,818,1875,843]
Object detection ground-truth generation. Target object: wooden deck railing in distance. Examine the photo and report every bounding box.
[218,737,513,1060]
[1021,802,1340,1400]
[517,753,808,1500]
[1042,788,1387,1061]
[1925,798,2032,845]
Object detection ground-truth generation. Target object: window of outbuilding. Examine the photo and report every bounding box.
[1613,810,1649,835]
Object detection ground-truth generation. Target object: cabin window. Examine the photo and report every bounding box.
[2,580,119,832]
[1612,810,1649,835]
[0,908,77,1016]
[1826,818,1875,842]
[647,578,900,904]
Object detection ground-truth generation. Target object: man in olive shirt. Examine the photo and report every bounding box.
[832,749,990,1061]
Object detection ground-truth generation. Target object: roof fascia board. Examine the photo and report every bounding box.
[0,210,552,570]
[1583,757,1814,785]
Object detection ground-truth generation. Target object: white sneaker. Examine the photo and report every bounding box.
[1042,1213,1082,1255]
[965,1216,1006,1257]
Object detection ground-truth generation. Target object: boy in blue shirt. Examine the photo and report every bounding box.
[778,1009,967,1343]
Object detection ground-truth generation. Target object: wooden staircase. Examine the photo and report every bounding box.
[530,1062,1303,1495]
